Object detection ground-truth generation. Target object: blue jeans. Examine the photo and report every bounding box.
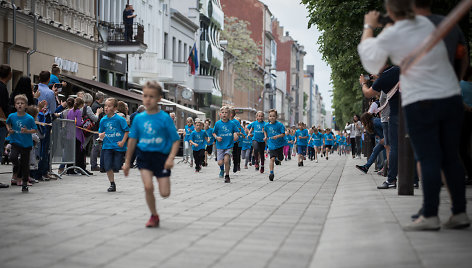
[38,124,51,176]
[387,114,398,183]
[404,96,466,217]
[365,140,385,169]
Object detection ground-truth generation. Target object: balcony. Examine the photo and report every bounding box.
[105,23,147,54]
[173,63,189,84]
[130,53,173,82]
[194,75,214,93]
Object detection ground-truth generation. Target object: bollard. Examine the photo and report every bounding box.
[397,100,415,195]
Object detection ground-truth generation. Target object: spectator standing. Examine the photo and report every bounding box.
[36,71,57,180]
[90,92,105,171]
[0,65,11,188]
[67,97,89,175]
[345,115,362,158]
[123,4,136,42]
[358,0,468,230]
[460,67,472,184]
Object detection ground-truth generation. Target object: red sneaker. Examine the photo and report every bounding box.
[260,166,264,173]
[145,215,160,228]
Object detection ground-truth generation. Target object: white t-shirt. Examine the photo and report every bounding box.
[358,15,460,106]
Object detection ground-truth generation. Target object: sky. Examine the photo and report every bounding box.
[260,0,333,111]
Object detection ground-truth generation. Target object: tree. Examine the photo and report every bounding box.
[221,17,263,91]
[301,0,470,127]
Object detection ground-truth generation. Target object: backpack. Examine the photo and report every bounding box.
[82,106,95,137]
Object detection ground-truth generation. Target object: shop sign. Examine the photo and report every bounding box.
[54,57,78,73]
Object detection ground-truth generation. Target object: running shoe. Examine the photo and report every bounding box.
[355,165,368,174]
[255,164,259,171]
[377,180,396,189]
[260,166,264,173]
[219,169,224,178]
[315,159,318,163]
[107,184,116,192]
[269,174,274,181]
[403,216,440,231]
[22,186,29,192]
[224,175,231,183]
[145,215,160,228]
[442,213,470,229]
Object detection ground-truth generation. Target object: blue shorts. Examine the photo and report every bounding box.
[136,149,171,178]
[102,149,125,172]
[297,145,307,155]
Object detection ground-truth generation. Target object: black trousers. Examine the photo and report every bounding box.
[252,141,266,166]
[10,144,31,184]
[193,149,205,170]
[232,142,241,167]
[460,109,472,179]
[350,137,356,156]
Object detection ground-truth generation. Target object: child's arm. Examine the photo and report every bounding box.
[233,132,239,142]
[6,124,14,134]
[272,133,285,140]
[263,129,268,142]
[164,140,180,169]
[189,139,197,146]
[117,131,129,148]
[123,138,137,176]
[21,128,37,134]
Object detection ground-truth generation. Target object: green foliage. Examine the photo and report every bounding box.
[221,17,263,91]
[301,0,469,127]
[303,92,308,113]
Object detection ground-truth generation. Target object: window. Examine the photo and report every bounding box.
[164,32,168,59]
[172,37,176,62]
[178,40,182,62]
[184,43,188,61]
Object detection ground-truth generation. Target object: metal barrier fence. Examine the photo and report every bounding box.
[49,118,88,178]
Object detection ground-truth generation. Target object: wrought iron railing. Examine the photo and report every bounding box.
[106,23,145,44]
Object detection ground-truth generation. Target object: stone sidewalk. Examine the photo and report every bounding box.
[0,154,471,268]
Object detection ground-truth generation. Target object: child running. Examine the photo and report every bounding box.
[189,119,208,172]
[184,117,195,167]
[324,128,334,160]
[204,119,214,166]
[263,109,286,181]
[283,128,293,161]
[98,98,129,192]
[213,106,239,183]
[241,123,252,169]
[123,81,180,228]
[247,111,266,173]
[295,122,309,167]
[6,95,38,192]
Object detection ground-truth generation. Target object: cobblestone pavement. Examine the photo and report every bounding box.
[0,153,471,268]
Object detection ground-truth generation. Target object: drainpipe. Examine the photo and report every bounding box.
[96,0,105,82]
[26,0,37,77]
[6,0,17,65]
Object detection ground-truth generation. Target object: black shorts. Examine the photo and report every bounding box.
[136,149,171,178]
[269,147,284,161]
[206,144,213,154]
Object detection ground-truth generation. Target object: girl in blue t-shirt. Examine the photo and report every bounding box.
[123,81,180,228]
[204,119,214,166]
[184,117,195,167]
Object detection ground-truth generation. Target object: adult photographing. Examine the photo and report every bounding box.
[358,0,468,231]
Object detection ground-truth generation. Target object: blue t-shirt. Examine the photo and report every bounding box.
[340,136,346,145]
[324,133,334,146]
[231,119,243,144]
[264,121,286,150]
[313,132,323,147]
[205,128,215,145]
[248,121,266,142]
[241,136,252,150]
[129,111,180,153]
[98,114,130,152]
[213,120,239,150]
[288,135,295,147]
[335,135,341,144]
[184,125,195,141]
[189,130,208,151]
[49,74,60,85]
[295,129,309,146]
[6,113,37,148]
[460,80,472,107]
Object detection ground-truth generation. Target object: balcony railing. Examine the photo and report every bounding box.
[107,23,145,44]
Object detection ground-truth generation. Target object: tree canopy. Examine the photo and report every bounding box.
[221,16,263,91]
[301,0,469,128]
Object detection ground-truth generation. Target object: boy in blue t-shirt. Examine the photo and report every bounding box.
[98,98,129,192]
[6,95,38,192]
[248,111,267,173]
[123,81,180,228]
[295,122,309,167]
[213,106,239,183]
[263,109,286,181]
[184,118,195,167]
[324,128,334,160]
[204,119,214,166]
[241,122,253,169]
[230,108,243,173]
[189,120,208,172]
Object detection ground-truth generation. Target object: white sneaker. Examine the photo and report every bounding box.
[315,160,318,163]
[403,216,440,231]
[443,213,470,229]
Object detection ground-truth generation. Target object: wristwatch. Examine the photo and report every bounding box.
[363,24,375,30]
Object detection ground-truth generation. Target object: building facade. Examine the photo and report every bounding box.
[1,0,98,89]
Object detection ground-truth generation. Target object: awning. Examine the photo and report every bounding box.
[159,98,206,120]
[61,74,143,104]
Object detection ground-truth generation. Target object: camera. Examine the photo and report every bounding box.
[363,74,374,81]
[378,14,393,27]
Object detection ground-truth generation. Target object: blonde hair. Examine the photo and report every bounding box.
[106,98,118,107]
[14,94,28,104]
[144,80,163,96]
[256,111,264,117]
[186,117,194,123]
[220,106,229,112]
